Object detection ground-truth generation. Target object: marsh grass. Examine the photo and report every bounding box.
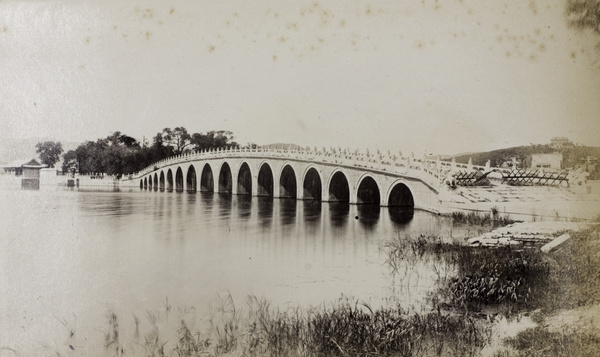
[122,294,491,357]
[451,210,515,227]
[384,234,553,313]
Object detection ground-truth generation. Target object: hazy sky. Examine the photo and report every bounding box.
[1,0,599,156]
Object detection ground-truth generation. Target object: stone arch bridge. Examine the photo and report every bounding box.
[124,147,492,213]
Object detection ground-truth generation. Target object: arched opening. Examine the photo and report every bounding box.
[175,167,184,192]
[357,176,380,205]
[186,165,197,192]
[148,175,153,189]
[328,171,350,202]
[279,165,297,198]
[200,164,214,192]
[257,163,274,197]
[303,168,322,200]
[388,183,414,208]
[140,179,143,189]
[159,171,165,190]
[167,169,173,191]
[153,173,158,191]
[144,177,148,189]
[218,163,232,193]
[237,162,252,195]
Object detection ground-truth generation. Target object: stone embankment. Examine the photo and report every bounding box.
[467,221,588,249]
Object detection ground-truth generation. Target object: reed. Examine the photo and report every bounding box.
[438,246,550,312]
[451,210,515,227]
[101,293,491,357]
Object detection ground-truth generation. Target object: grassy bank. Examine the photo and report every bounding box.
[384,221,600,356]
[491,221,600,356]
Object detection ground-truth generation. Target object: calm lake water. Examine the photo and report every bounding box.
[0,186,480,356]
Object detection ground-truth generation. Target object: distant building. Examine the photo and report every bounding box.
[531,153,563,170]
[1,159,28,175]
[1,159,47,188]
[21,159,47,189]
[550,137,572,149]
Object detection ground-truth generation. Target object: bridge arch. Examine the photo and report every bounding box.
[303,166,322,201]
[257,162,274,197]
[186,165,197,192]
[200,163,214,192]
[279,164,297,198]
[166,169,173,191]
[356,174,380,205]
[387,180,415,208]
[159,171,165,190]
[218,162,233,193]
[175,167,184,191]
[129,150,446,212]
[328,170,350,202]
[237,162,252,195]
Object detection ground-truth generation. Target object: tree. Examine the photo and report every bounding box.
[36,141,63,168]
[566,0,600,35]
[191,130,238,151]
[61,150,78,173]
[161,127,191,155]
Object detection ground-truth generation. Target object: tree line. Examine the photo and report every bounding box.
[36,128,239,177]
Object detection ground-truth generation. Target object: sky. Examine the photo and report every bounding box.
[1,0,599,157]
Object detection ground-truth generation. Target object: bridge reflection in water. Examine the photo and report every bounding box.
[137,188,431,239]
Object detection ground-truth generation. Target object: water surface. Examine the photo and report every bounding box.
[0,187,475,355]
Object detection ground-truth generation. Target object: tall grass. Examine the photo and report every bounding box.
[98,294,491,357]
[451,209,515,227]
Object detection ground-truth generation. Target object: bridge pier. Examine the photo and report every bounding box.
[296,180,304,200]
[251,175,258,196]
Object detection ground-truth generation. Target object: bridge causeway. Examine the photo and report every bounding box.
[123,146,502,213]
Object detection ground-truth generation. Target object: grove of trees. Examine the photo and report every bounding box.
[60,128,238,177]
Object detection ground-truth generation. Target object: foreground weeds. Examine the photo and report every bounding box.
[244,296,489,357]
[101,294,491,357]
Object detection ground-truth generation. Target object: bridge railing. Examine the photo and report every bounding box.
[127,146,501,189]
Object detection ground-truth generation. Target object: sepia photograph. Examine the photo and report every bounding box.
[1,1,600,356]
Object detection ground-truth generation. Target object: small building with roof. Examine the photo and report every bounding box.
[1,159,47,189]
